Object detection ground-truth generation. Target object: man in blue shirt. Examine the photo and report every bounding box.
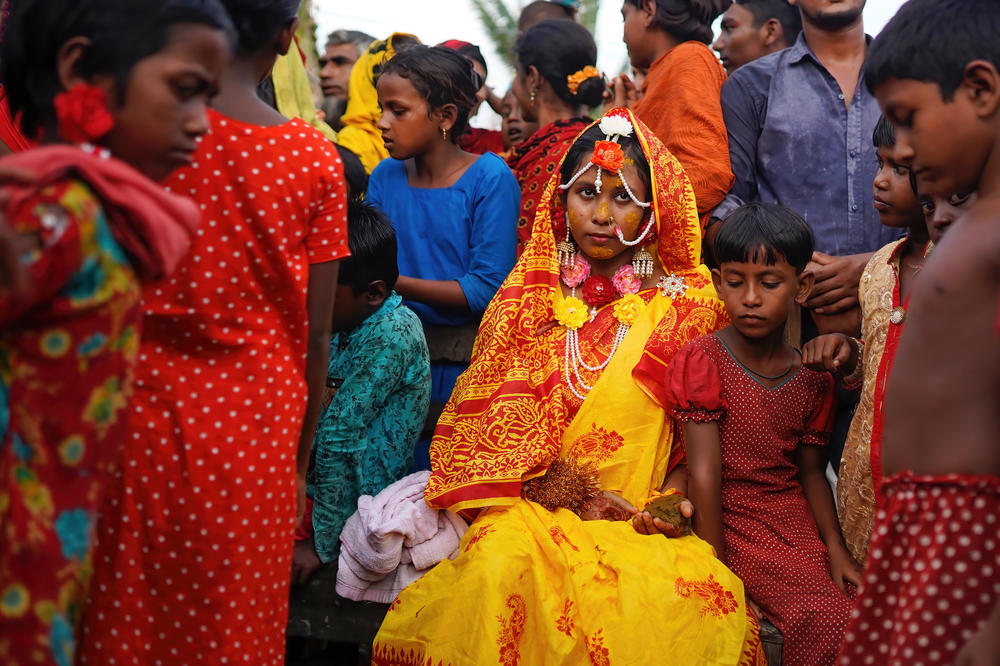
[713,0,900,323]
[292,201,431,582]
[713,0,903,469]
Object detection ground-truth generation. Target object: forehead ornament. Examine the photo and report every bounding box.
[558,110,654,247]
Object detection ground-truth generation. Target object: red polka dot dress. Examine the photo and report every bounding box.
[77,110,348,665]
[666,333,853,666]
[838,473,1000,666]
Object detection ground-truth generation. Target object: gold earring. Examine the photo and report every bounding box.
[441,127,448,141]
[632,245,654,279]
[557,212,576,269]
[529,89,537,106]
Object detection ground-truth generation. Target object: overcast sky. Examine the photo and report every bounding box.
[314,1,907,127]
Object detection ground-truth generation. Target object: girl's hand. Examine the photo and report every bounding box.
[603,74,638,113]
[632,498,694,538]
[828,545,863,592]
[802,333,859,375]
[291,538,322,585]
[579,491,637,522]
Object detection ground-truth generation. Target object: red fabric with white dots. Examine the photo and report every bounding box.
[77,110,348,665]
[838,472,1000,666]
[667,334,852,666]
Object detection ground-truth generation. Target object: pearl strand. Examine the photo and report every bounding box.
[616,168,652,208]
[564,321,631,400]
[614,213,656,247]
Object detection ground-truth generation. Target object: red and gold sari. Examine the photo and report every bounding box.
[373,110,764,666]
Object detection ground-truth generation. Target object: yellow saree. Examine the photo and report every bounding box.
[373,110,763,665]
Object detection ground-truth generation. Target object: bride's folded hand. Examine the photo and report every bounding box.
[579,491,637,522]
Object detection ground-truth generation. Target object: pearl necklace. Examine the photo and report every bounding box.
[563,287,633,400]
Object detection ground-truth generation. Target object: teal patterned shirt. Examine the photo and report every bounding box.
[307,292,431,562]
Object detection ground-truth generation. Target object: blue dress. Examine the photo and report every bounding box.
[367,153,519,468]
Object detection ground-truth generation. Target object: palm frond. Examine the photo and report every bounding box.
[577,0,601,35]
[469,0,520,66]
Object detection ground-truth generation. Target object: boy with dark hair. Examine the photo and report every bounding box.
[292,200,431,582]
[838,1,1000,663]
[713,0,802,73]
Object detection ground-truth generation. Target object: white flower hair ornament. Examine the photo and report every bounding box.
[559,110,654,247]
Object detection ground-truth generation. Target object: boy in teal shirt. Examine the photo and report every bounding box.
[293,200,431,580]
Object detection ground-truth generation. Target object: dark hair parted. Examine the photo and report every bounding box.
[218,0,299,55]
[624,0,731,45]
[865,0,1000,99]
[379,45,481,141]
[714,202,814,273]
[517,0,574,32]
[735,0,800,47]
[516,19,601,107]
[2,0,234,140]
[872,114,896,149]
[338,200,399,293]
[560,124,652,198]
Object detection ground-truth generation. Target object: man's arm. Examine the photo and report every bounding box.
[712,75,763,223]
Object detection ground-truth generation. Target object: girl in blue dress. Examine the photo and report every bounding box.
[368,45,520,468]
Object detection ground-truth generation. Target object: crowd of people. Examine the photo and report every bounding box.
[0,0,997,665]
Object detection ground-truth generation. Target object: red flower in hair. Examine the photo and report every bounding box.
[582,274,616,308]
[53,84,114,145]
[592,140,625,172]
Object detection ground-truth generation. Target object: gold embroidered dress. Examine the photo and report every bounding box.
[372,110,763,666]
[837,238,908,563]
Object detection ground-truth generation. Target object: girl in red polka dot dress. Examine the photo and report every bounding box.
[78,2,348,664]
[665,203,860,666]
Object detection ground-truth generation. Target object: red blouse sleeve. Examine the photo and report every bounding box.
[664,343,727,423]
[305,129,350,265]
[802,373,836,447]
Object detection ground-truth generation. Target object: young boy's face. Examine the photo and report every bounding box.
[922,191,978,244]
[874,144,920,229]
[876,77,993,200]
[711,253,812,341]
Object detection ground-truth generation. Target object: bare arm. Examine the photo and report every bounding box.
[797,444,862,591]
[395,275,469,312]
[955,598,1000,665]
[684,420,726,561]
[662,464,688,494]
[296,261,339,524]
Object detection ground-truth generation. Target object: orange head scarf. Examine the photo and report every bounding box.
[426,108,723,513]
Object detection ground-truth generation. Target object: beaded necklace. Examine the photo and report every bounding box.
[556,256,644,400]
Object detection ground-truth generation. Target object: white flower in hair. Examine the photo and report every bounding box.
[599,115,634,140]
